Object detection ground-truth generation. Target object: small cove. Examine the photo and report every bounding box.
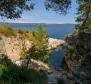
[0,23,75,68]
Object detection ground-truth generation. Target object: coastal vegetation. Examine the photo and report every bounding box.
[57,78,65,84]
[45,0,91,60]
[0,25,49,83]
[45,0,91,83]
[0,0,34,19]
[0,26,30,37]
[0,55,46,84]
[22,24,50,67]
[0,26,17,37]
[0,24,50,60]
[0,24,51,83]
[0,0,91,84]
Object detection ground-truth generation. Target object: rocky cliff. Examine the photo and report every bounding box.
[0,36,65,62]
[64,31,91,84]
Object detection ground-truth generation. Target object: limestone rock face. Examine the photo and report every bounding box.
[0,39,6,55]
[0,36,65,62]
[48,38,65,49]
[2,37,31,61]
[64,32,91,84]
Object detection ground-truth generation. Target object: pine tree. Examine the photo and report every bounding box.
[23,24,49,67]
[0,0,34,19]
[45,0,91,31]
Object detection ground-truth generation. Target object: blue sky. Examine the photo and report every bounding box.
[0,0,77,24]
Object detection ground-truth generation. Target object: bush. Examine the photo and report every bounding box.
[57,78,65,84]
[0,26,17,37]
[0,55,47,84]
[86,53,91,60]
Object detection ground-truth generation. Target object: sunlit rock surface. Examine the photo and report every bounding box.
[0,36,65,62]
[48,38,65,49]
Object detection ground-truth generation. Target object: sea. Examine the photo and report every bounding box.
[0,23,75,69]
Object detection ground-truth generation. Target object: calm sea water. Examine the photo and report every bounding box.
[0,23,75,68]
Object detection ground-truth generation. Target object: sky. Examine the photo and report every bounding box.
[0,0,77,24]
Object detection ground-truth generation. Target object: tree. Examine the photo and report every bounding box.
[0,0,34,19]
[45,0,71,15]
[29,24,49,49]
[45,0,91,64]
[23,24,50,67]
[45,0,91,30]
[0,0,91,27]
[75,0,91,31]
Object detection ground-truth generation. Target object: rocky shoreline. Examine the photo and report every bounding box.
[0,35,79,84]
[0,36,65,62]
[48,38,65,49]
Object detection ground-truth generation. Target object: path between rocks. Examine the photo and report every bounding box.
[47,70,75,84]
[47,70,64,84]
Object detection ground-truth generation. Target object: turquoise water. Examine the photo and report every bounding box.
[0,23,75,68]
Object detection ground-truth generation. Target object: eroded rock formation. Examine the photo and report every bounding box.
[64,32,91,84]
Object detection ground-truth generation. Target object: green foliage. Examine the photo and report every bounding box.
[57,78,65,84]
[84,16,91,32]
[0,26,31,38]
[45,2,91,68]
[0,64,5,77]
[45,0,71,15]
[0,0,34,19]
[86,52,91,60]
[27,24,49,49]
[45,0,91,32]
[23,24,50,63]
[0,26,17,37]
[0,55,46,84]
[17,29,30,39]
[76,0,91,31]
[76,0,91,22]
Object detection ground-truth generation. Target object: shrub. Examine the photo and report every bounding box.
[86,53,91,60]
[0,55,46,84]
[22,24,50,67]
[0,26,17,37]
[57,78,65,84]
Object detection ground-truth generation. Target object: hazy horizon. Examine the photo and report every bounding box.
[0,21,76,24]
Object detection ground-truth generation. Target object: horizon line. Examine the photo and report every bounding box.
[0,21,77,24]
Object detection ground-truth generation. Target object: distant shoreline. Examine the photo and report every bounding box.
[0,22,76,25]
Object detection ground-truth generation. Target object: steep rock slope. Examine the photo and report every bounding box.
[64,32,91,84]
